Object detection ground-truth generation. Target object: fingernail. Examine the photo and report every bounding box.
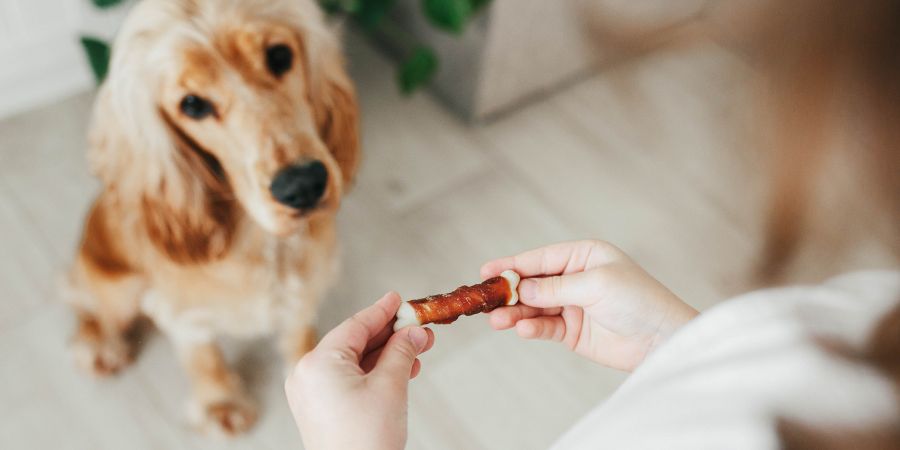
[519,279,537,302]
[408,327,428,352]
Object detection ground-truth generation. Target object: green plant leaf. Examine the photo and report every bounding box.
[468,0,491,12]
[91,0,126,9]
[319,0,361,15]
[319,0,342,14]
[355,0,396,30]
[80,36,111,84]
[397,46,438,94]
[421,0,471,34]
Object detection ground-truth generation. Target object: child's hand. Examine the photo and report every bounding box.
[285,292,434,450]
[482,240,698,371]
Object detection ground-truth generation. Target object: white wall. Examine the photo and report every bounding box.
[0,0,131,119]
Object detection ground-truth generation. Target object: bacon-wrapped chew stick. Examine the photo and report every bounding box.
[393,270,520,331]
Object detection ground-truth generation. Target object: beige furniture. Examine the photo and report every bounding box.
[390,0,708,121]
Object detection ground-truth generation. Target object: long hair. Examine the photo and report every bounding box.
[586,1,900,447]
[752,0,900,281]
[752,1,900,438]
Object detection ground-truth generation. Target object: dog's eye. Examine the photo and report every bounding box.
[266,44,293,78]
[179,95,215,120]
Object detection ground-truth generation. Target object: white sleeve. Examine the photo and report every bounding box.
[551,270,900,450]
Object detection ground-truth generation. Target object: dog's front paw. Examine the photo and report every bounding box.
[70,325,134,376]
[189,396,258,437]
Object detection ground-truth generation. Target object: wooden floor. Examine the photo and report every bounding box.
[0,35,895,450]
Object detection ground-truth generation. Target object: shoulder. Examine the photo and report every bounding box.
[688,269,900,344]
[645,269,900,370]
[551,270,900,450]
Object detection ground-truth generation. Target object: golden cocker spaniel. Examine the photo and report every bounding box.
[64,0,359,435]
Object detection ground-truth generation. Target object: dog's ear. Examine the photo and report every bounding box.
[147,110,237,264]
[310,52,360,187]
[86,61,236,265]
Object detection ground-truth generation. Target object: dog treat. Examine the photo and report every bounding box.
[394,270,520,331]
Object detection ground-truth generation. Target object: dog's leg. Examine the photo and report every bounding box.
[182,342,257,436]
[170,335,257,436]
[278,226,337,366]
[141,289,257,436]
[279,322,318,365]
[277,278,324,366]
[67,269,145,376]
[276,283,323,367]
[66,198,146,376]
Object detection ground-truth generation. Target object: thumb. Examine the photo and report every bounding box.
[519,270,601,308]
[372,326,428,384]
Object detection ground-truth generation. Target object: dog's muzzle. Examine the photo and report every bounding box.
[269,160,328,210]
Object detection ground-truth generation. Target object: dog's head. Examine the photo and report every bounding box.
[88,0,358,261]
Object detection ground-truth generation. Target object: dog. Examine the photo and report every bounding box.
[63,0,359,435]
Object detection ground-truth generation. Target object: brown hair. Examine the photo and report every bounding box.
[752,0,900,280]
[729,6,900,446]
[587,0,900,447]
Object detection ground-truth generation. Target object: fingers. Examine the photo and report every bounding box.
[488,304,563,330]
[317,292,402,361]
[517,270,602,308]
[516,316,567,342]
[480,240,623,279]
[360,328,434,374]
[362,323,395,356]
[372,326,430,386]
[359,346,385,373]
[410,359,422,379]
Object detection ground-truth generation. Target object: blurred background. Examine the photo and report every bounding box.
[1,0,897,449]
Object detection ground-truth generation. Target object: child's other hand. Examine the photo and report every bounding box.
[482,240,698,371]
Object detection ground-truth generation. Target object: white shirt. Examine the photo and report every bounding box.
[552,270,900,450]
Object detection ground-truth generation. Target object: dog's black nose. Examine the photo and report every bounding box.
[270,161,328,210]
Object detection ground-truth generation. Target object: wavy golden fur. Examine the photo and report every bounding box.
[63,0,359,436]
